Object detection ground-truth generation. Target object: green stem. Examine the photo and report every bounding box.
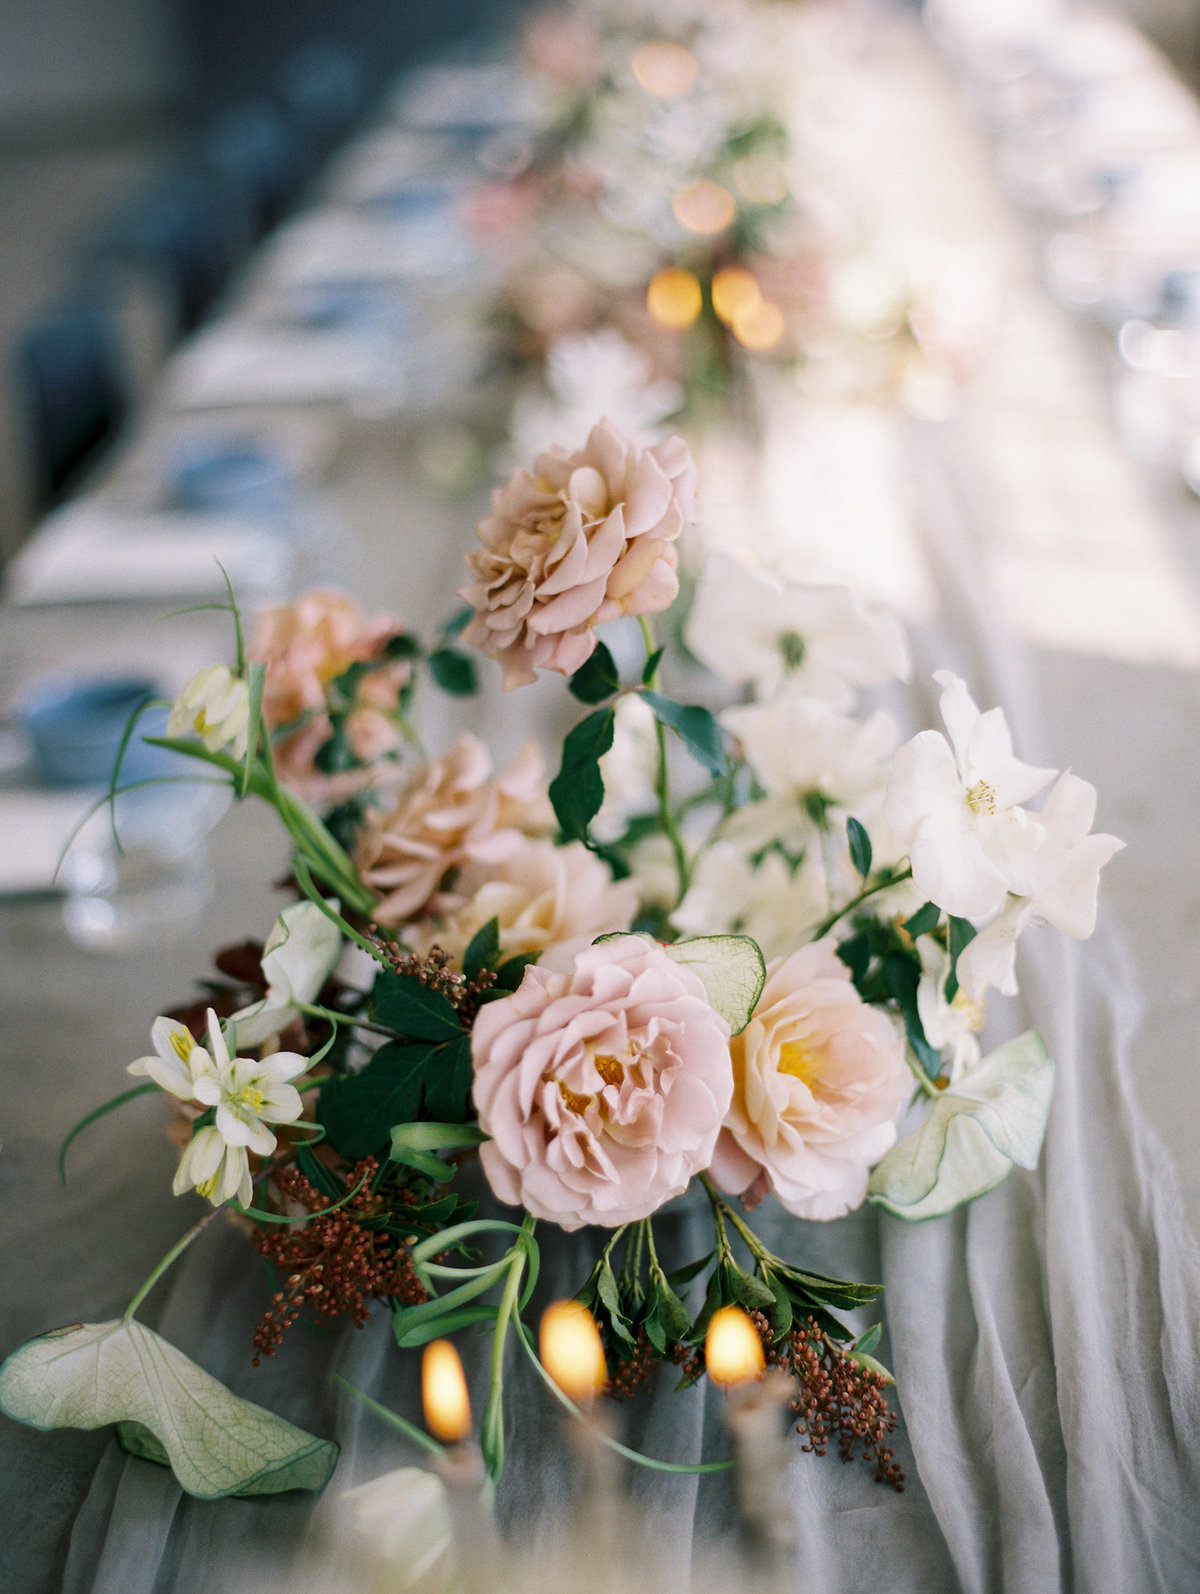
[811,865,913,941]
[639,617,690,903]
[123,1207,220,1322]
[332,1374,445,1459]
[291,855,387,965]
[294,999,401,1042]
[515,1320,733,1476]
[481,1213,536,1482]
[905,1051,941,1099]
[699,1171,768,1266]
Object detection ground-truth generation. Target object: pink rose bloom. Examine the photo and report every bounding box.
[472,936,733,1229]
[711,941,908,1221]
[460,419,697,689]
[408,837,639,973]
[356,736,553,926]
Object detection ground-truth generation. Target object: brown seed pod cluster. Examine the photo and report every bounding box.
[755,1310,905,1490]
[251,1158,428,1362]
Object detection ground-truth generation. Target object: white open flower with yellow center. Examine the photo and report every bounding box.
[131,1009,306,1208]
[167,664,251,758]
[885,671,1058,921]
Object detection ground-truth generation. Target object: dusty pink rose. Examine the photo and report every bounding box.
[408,837,639,973]
[249,590,411,803]
[711,941,908,1221]
[460,419,697,689]
[472,936,733,1229]
[355,736,553,925]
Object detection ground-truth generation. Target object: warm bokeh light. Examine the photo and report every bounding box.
[673,181,737,236]
[712,266,762,326]
[732,298,785,351]
[732,154,791,206]
[705,1305,766,1387]
[422,1339,472,1443]
[540,1299,608,1405]
[632,41,699,97]
[647,267,703,329]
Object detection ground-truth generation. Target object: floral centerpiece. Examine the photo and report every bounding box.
[0,419,1120,1507]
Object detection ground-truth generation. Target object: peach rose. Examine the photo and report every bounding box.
[460,419,696,689]
[355,736,553,926]
[408,837,639,972]
[249,591,412,803]
[711,941,908,1220]
[472,936,733,1229]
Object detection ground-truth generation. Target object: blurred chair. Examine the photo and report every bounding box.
[203,102,305,240]
[10,298,130,515]
[277,43,368,174]
[98,165,253,339]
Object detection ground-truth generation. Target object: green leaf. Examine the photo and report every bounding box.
[868,1030,1055,1220]
[463,917,501,983]
[641,691,728,777]
[393,1305,498,1347]
[661,935,766,1034]
[883,951,942,1079]
[725,1263,777,1316]
[595,1258,636,1347]
[846,1348,894,1384]
[945,916,978,1004]
[428,647,478,697]
[239,662,266,798]
[836,930,871,987]
[372,970,462,1042]
[319,1042,434,1158]
[549,708,615,842]
[568,640,620,703]
[0,1320,337,1498]
[648,1267,692,1344]
[423,1032,474,1124]
[687,1268,728,1345]
[766,1274,793,1340]
[665,1251,714,1289]
[902,901,941,939]
[494,952,540,991]
[441,604,473,639]
[847,816,872,880]
[853,1322,882,1356]
[641,647,664,686]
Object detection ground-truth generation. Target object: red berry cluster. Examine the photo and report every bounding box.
[757,1311,905,1490]
[251,1158,428,1362]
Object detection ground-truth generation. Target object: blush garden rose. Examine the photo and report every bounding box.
[471,935,732,1229]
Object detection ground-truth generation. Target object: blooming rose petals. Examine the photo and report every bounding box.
[471,937,732,1229]
[710,941,909,1221]
[460,419,697,689]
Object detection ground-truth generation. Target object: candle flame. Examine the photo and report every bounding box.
[672,181,736,237]
[632,41,699,97]
[422,1339,472,1444]
[647,267,702,330]
[705,1305,765,1387]
[540,1299,608,1405]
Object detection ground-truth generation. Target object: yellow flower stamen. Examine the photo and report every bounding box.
[951,990,987,1033]
[559,1083,592,1115]
[196,1174,220,1200]
[594,1054,624,1089]
[778,1040,821,1088]
[235,1085,266,1113]
[966,780,996,815]
[169,1028,194,1064]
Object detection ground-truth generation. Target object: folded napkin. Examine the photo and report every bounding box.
[5,498,292,605]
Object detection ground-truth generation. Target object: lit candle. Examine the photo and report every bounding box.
[540,1300,624,1577]
[647,267,703,330]
[421,1339,498,1592]
[705,1305,796,1579]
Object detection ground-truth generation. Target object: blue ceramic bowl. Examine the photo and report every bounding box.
[20,677,183,788]
[169,438,293,518]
